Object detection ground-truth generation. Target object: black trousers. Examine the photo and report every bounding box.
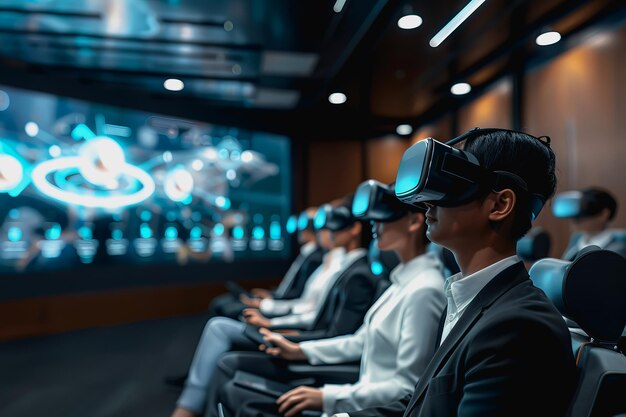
[209,293,247,319]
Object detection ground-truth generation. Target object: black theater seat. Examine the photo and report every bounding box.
[530,246,626,417]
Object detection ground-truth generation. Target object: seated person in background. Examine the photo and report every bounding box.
[338,128,577,417]
[553,187,625,259]
[215,180,446,417]
[171,197,378,417]
[209,208,324,319]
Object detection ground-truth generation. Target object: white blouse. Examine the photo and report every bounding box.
[300,252,446,415]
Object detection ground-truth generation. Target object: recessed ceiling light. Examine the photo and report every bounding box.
[536,31,561,46]
[224,20,234,32]
[430,0,486,47]
[396,124,413,135]
[451,82,471,95]
[398,15,423,30]
[163,78,184,92]
[328,92,347,104]
[333,0,347,13]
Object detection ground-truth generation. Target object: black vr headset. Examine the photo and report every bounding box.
[297,211,315,232]
[552,189,616,219]
[352,180,420,222]
[394,128,547,220]
[314,204,355,232]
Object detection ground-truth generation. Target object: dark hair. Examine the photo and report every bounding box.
[461,129,557,240]
[583,187,618,220]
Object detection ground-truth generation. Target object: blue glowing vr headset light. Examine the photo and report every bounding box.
[395,128,546,220]
[286,215,298,234]
[314,204,355,231]
[353,179,417,222]
[552,190,611,219]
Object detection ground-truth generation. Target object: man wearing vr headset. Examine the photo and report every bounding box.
[336,128,576,417]
[172,198,377,417]
[213,180,446,417]
[207,208,325,320]
[553,188,625,260]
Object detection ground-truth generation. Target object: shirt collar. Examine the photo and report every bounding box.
[343,248,367,268]
[579,230,615,250]
[390,251,442,286]
[445,255,520,315]
[300,241,317,257]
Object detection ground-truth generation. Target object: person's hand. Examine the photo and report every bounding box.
[239,294,262,309]
[242,308,271,328]
[276,386,323,417]
[258,328,306,361]
[251,288,273,299]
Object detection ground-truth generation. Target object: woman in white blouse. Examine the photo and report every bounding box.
[218,181,446,417]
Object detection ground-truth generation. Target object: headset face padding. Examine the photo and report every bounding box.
[530,247,626,343]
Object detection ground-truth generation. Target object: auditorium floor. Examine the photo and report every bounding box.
[0,314,208,417]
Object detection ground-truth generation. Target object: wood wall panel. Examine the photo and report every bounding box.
[458,77,513,133]
[524,26,626,257]
[307,141,363,205]
[365,136,410,183]
[0,277,278,341]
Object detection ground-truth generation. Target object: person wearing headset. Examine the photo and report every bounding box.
[332,128,577,417]
[213,180,446,417]
[552,188,625,260]
[171,198,376,417]
[209,208,325,320]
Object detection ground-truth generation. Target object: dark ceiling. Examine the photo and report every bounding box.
[0,0,624,139]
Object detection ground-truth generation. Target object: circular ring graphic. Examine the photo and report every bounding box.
[32,156,155,209]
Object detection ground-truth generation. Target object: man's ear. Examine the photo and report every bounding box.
[487,189,516,222]
[350,221,362,238]
[407,212,425,233]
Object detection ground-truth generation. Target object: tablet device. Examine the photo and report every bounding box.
[225,281,251,298]
[242,324,274,348]
[233,370,292,398]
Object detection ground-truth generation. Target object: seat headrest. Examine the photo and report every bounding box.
[529,246,626,343]
[517,227,551,262]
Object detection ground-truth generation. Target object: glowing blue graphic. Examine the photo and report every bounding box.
[112,229,123,240]
[164,167,194,202]
[370,261,384,276]
[297,213,309,231]
[286,216,297,234]
[0,153,24,192]
[25,121,39,137]
[352,183,371,216]
[232,226,244,239]
[79,137,127,189]
[49,145,62,158]
[252,226,265,239]
[395,140,427,198]
[216,196,231,209]
[140,223,153,239]
[190,226,202,239]
[45,223,62,240]
[71,124,96,140]
[270,221,281,239]
[78,226,92,240]
[140,210,152,222]
[552,192,583,218]
[7,227,22,242]
[165,226,178,240]
[314,207,327,230]
[213,223,225,236]
[32,155,155,209]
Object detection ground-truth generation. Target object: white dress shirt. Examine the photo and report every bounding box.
[562,230,618,260]
[440,255,520,345]
[268,248,366,329]
[273,242,318,298]
[300,252,446,416]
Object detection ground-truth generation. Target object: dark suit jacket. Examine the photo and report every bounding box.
[274,246,325,300]
[285,255,383,342]
[351,262,577,417]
